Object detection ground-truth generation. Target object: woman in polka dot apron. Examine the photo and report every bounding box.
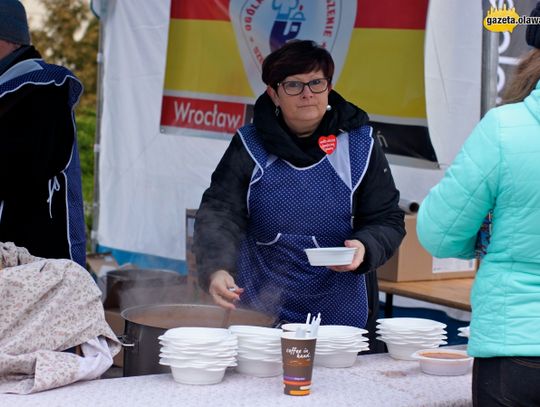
[194,40,405,329]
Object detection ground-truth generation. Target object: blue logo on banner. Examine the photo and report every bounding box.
[270,0,306,51]
[229,0,356,96]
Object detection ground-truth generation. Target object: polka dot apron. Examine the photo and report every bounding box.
[236,124,373,328]
[0,59,86,267]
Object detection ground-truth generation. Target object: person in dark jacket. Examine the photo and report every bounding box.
[0,0,86,267]
[194,40,405,330]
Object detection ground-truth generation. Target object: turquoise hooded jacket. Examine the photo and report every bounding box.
[417,82,540,357]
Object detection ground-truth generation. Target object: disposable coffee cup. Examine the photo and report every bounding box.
[281,331,317,396]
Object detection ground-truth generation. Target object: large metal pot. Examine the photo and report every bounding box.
[120,303,276,376]
[104,269,188,310]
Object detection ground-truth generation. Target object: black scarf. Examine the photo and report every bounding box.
[253,90,369,167]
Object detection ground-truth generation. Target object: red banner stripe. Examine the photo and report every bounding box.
[355,0,429,29]
[171,0,428,28]
[170,0,231,21]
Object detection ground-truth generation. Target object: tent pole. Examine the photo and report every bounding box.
[480,0,499,116]
[91,4,105,252]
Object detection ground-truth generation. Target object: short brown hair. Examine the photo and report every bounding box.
[501,48,540,104]
[261,40,334,89]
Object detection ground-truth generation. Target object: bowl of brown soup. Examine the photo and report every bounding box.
[412,348,473,376]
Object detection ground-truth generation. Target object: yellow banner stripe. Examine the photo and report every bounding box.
[338,28,426,119]
[164,22,426,120]
[164,20,254,97]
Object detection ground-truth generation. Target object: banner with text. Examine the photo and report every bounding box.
[160,0,435,162]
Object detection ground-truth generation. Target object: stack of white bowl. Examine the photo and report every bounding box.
[158,327,238,385]
[376,318,447,361]
[457,326,470,338]
[228,325,283,377]
[315,325,370,368]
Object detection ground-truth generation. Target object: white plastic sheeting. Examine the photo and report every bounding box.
[393,0,482,205]
[425,0,483,168]
[93,0,229,262]
[92,0,483,265]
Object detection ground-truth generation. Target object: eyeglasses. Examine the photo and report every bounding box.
[277,78,330,96]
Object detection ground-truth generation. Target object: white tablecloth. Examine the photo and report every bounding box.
[0,353,472,407]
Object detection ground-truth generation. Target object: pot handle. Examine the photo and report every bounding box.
[117,335,136,348]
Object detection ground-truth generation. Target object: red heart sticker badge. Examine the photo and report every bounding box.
[318,135,337,154]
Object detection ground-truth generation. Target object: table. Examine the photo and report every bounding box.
[378,278,473,317]
[0,353,472,407]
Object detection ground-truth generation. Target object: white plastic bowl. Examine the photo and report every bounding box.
[305,247,356,266]
[169,365,227,385]
[159,351,236,361]
[160,338,233,346]
[161,350,238,360]
[316,343,369,354]
[377,318,446,331]
[229,325,283,337]
[236,335,281,345]
[317,325,369,337]
[159,328,233,346]
[457,326,470,338]
[237,342,281,352]
[377,335,447,345]
[412,349,473,376]
[280,323,312,333]
[376,328,447,337]
[315,351,358,368]
[160,357,236,368]
[237,346,282,359]
[235,357,282,377]
[385,341,440,361]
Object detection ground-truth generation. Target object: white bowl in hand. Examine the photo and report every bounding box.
[305,247,356,266]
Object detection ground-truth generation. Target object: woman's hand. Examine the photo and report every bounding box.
[328,239,365,272]
[208,269,244,310]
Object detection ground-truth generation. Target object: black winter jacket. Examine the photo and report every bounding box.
[194,90,405,290]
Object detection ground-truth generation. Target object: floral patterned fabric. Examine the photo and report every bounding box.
[0,242,121,394]
[0,242,36,269]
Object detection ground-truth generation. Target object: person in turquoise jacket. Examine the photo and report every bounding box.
[416,6,540,406]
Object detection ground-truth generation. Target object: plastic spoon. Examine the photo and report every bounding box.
[295,326,307,338]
